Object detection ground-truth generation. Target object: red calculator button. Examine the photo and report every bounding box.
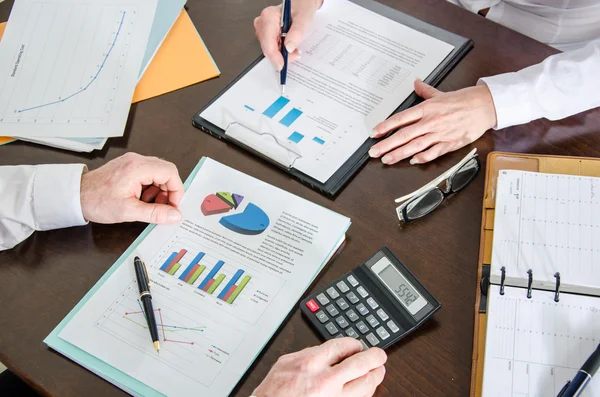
[306,299,319,313]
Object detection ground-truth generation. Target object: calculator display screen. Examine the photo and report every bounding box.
[371,258,428,315]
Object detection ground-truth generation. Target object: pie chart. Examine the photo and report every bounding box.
[201,192,270,235]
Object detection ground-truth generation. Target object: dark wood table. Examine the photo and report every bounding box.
[1,0,599,396]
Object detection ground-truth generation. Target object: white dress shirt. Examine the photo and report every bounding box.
[0,164,87,251]
[449,0,600,130]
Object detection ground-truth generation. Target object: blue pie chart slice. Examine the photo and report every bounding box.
[219,203,270,235]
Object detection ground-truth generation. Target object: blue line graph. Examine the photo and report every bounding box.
[16,11,126,113]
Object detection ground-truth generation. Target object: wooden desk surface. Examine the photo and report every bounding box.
[0,0,599,396]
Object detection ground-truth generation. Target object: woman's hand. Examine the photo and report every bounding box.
[369,80,498,165]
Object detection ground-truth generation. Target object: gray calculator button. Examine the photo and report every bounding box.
[387,320,400,333]
[346,309,359,322]
[366,333,380,346]
[326,304,339,317]
[356,321,369,334]
[325,322,339,335]
[376,308,389,321]
[345,327,359,338]
[336,298,349,311]
[316,311,329,323]
[357,286,369,298]
[359,339,369,351]
[326,287,340,299]
[346,291,359,304]
[366,297,379,309]
[376,326,390,341]
[366,314,380,328]
[336,316,350,329]
[347,275,359,287]
[336,281,350,293]
[356,303,369,316]
[335,334,344,338]
[316,293,330,305]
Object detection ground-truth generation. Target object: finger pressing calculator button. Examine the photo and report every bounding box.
[387,320,400,334]
[315,311,329,324]
[336,281,350,293]
[306,299,319,313]
[376,326,390,341]
[335,316,350,329]
[345,327,359,338]
[376,308,389,321]
[356,286,369,298]
[359,339,369,351]
[366,333,380,346]
[356,303,369,316]
[326,287,340,299]
[366,314,380,328]
[366,297,379,309]
[336,298,349,311]
[347,275,359,287]
[346,309,359,322]
[326,304,339,317]
[316,293,330,306]
[356,321,369,335]
[325,322,339,335]
[346,291,359,304]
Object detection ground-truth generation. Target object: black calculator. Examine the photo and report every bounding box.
[300,247,441,350]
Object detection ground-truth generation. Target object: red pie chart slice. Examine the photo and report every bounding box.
[201,194,232,216]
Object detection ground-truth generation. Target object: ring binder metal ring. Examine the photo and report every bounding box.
[527,269,533,299]
[554,272,561,302]
[499,266,506,295]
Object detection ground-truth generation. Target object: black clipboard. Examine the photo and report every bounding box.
[192,0,473,198]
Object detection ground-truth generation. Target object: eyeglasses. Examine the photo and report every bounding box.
[395,148,480,223]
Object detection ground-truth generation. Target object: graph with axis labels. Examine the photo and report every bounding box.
[95,281,245,387]
[0,0,157,138]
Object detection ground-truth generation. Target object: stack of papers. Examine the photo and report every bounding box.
[0,0,220,152]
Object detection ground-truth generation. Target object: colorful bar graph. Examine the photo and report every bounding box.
[313,137,325,145]
[168,263,181,275]
[160,249,187,273]
[218,269,244,300]
[207,274,226,294]
[179,252,206,282]
[188,265,206,285]
[279,108,303,127]
[198,260,225,290]
[226,275,252,304]
[263,96,290,118]
[203,279,215,292]
[288,132,304,144]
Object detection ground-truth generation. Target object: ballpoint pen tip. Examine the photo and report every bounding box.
[154,341,160,353]
[281,85,285,95]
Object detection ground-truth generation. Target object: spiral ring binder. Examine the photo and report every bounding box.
[499,266,506,295]
[526,270,533,299]
[554,272,561,302]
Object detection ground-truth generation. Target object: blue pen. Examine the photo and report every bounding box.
[557,343,600,397]
[280,0,292,95]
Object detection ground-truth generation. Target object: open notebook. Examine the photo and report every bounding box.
[482,170,600,397]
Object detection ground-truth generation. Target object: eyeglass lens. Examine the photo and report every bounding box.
[450,157,479,193]
[405,188,445,221]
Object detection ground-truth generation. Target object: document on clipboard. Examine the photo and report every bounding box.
[193,0,473,196]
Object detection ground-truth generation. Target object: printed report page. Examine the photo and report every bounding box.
[58,158,350,396]
[200,0,453,183]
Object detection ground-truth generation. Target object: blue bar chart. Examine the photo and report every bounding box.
[288,132,304,143]
[279,108,303,127]
[313,137,325,145]
[262,96,290,118]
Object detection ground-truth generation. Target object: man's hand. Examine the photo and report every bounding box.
[369,80,498,165]
[254,0,323,71]
[252,338,387,397]
[80,153,184,224]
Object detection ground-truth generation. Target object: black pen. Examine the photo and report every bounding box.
[280,0,291,94]
[557,343,600,397]
[134,256,160,353]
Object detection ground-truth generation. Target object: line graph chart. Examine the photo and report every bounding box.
[0,0,156,138]
[17,11,126,114]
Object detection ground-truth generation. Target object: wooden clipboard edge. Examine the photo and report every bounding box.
[469,151,600,397]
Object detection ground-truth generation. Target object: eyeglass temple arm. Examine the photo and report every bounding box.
[394,148,478,204]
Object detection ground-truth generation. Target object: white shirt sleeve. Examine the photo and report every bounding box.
[478,38,600,130]
[0,164,88,251]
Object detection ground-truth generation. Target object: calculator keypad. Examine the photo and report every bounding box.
[306,274,402,350]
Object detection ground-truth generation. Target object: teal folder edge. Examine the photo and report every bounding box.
[44,156,350,396]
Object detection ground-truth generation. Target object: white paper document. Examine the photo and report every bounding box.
[491,170,600,295]
[58,158,350,396]
[482,285,600,397]
[0,0,157,138]
[200,0,453,183]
